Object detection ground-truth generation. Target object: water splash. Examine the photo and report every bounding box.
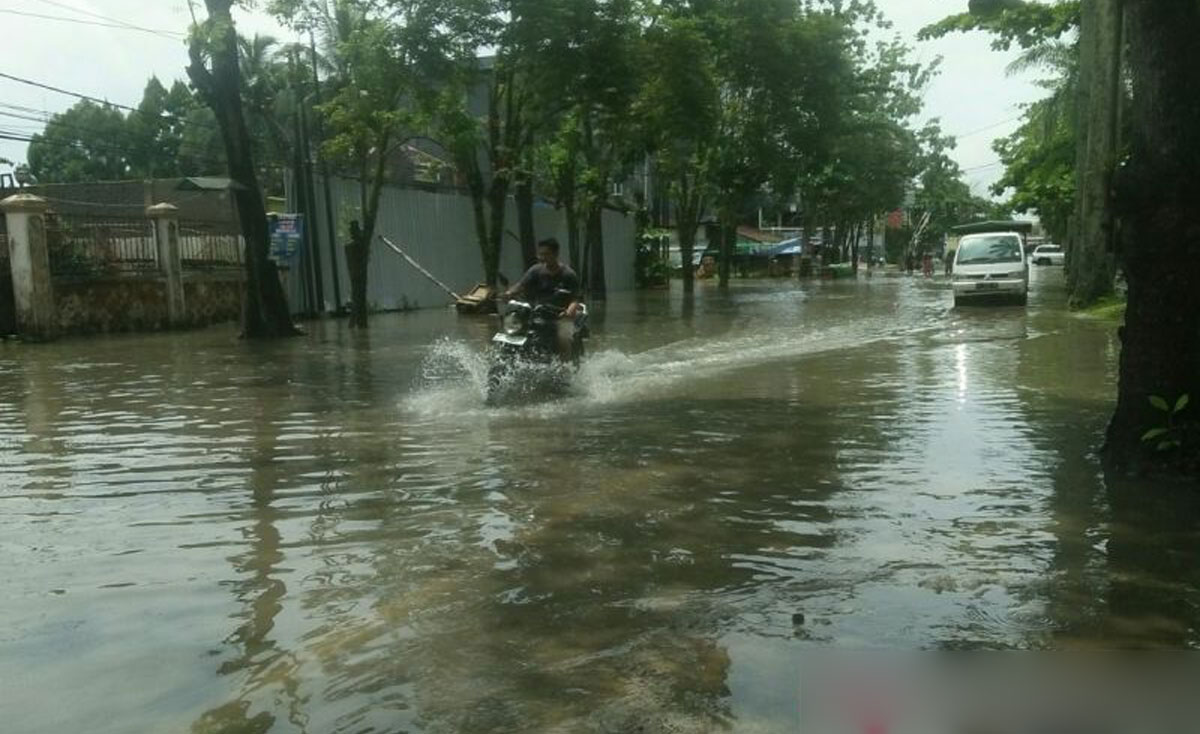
[404,313,936,419]
[405,338,490,415]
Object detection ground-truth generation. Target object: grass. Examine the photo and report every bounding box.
[1078,295,1127,321]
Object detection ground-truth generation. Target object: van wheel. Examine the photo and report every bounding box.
[1016,293,1028,306]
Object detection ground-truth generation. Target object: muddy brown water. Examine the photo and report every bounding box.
[3,268,1198,733]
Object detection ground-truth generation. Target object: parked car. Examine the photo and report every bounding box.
[951,232,1029,307]
[1030,244,1065,266]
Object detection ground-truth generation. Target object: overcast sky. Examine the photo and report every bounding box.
[0,1,1044,197]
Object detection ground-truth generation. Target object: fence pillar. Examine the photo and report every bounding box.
[147,203,186,327]
[1,193,55,341]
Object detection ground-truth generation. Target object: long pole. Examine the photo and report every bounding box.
[289,50,317,317]
[378,235,461,301]
[309,31,343,313]
[295,51,325,313]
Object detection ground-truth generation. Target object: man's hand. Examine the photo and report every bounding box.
[565,302,580,319]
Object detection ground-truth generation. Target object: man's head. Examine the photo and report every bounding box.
[537,238,562,267]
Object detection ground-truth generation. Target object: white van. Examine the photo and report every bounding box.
[951,232,1029,307]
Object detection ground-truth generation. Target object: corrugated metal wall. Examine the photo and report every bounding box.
[289,178,635,313]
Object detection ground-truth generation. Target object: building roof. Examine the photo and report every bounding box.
[737,226,784,244]
[177,177,247,192]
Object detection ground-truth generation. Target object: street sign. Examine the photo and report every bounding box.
[269,214,304,260]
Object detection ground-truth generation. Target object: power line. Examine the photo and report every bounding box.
[0,70,142,115]
[0,127,234,173]
[29,0,185,38]
[0,70,222,132]
[0,7,183,37]
[954,114,1024,140]
[0,110,233,167]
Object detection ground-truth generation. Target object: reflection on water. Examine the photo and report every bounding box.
[2,269,1196,733]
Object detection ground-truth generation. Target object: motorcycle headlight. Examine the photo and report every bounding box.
[503,310,527,335]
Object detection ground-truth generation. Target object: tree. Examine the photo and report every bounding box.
[27,101,130,183]
[416,0,549,290]
[1103,0,1200,476]
[238,34,293,191]
[188,0,300,339]
[922,1,1123,308]
[707,0,852,287]
[531,0,645,299]
[26,77,229,183]
[271,0,431,327]
[799,17,932,269]
[176,102,228,176]
[127,77,179,178]
[990,42,1078,243]
[636,15,719,296]
[910,123,1007,255]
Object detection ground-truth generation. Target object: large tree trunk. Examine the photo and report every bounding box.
[675,176,701,296]
[1068,0,1122,307]
[586,204,606,301]
[1104,0,1200,476]
[347,224,369,329]
[865,218,877,269]
[347,144,390,330]
[516,173,537,269]
[850,221,861,273]
[717,213,735,289]
[678,222,696,296]
[484,178,509,288]
[565,200,580,271]
[187,0,298,339]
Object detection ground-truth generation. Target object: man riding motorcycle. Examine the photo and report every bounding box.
[501,237,582,362]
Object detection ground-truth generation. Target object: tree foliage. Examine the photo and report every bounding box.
[919,0,1080,51]
[27,100,131,182]
[26,57,290,187]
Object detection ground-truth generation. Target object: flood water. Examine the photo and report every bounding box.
[4,268,1200,733]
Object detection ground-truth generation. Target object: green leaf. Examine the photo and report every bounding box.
[1175,394,1190,414]
[1142,428,1170,442]
[1158,440,1181,452]
[1150,395,1170,412]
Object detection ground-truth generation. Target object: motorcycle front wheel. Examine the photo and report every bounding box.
[485,360,510,406]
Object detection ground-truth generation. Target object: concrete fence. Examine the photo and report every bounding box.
[1,194,244,340]
[1,181,638,339]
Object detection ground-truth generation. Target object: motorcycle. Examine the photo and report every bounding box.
[486,289,588,405]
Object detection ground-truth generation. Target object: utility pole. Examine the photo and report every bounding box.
[295,50,325,314]
[289,48,321,316]
[309,31,343,313]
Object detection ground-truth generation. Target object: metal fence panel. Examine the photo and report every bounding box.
[290,178,635,314]
[44,213,157,277]
[179,221,244,271]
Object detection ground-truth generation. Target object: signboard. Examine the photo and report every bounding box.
[269,214,304,260]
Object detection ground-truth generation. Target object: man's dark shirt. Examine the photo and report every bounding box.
[513,263,580,304]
